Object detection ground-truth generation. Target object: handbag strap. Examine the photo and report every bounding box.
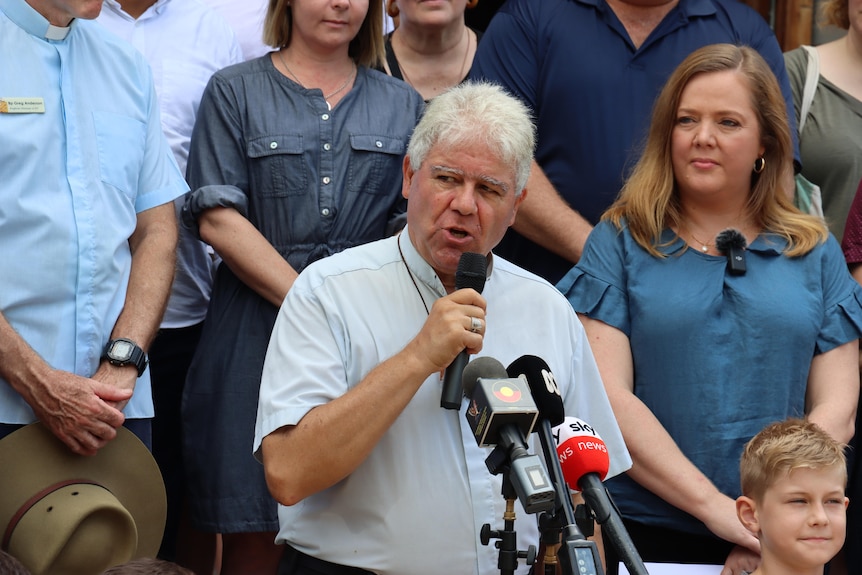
[799,45,820,133]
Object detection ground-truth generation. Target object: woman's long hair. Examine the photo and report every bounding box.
[604,43,827,257]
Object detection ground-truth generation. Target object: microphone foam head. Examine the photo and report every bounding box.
[714,228,747,252]
[462,357,508,399]
[455,252,487,294]
[506,355,565,426]
[553,417,610,489]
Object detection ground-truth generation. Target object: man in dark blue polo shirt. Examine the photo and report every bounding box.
[470,0,798,285]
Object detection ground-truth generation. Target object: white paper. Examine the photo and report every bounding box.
[619,563,723,575]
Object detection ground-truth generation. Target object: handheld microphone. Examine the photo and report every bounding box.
[462,357,554,514]
[508,356,603,575]
[715,228,747,276]
[441,252,487,409]
[554,417,648,575]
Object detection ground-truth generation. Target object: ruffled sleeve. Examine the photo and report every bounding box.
[816,235,862,353]
[556,221,631,336]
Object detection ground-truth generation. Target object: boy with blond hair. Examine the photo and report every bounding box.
[736,418,849,575]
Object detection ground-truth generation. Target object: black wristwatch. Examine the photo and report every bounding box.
[103,338,148,377]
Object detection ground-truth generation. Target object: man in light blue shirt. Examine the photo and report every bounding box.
[0,0,186,456]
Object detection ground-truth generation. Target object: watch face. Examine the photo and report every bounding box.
[111,340,135,361]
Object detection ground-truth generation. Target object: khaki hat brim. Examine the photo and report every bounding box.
[0,423,166,560]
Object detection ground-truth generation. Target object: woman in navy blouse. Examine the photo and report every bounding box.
[558,44,862,575]
[180,0,424,571]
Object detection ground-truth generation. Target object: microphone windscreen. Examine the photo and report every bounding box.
[714,228,747,252]
[462,356,508,399]
[455,252,487,294]
[553,417,610,489]
[506,355,565,426]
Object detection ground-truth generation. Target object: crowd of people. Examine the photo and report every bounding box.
[1,1,862,575]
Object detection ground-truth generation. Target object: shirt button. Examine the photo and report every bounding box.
[323,143,331,151]
[270,141,278,149]
[321,208,331,217]
[375,140,383,148]
[322,176,331,184]
[322,113,330,121]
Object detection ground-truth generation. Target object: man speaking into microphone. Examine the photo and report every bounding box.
[253,82,631,575]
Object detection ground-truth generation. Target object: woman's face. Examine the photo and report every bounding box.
[290,0,369,52]
[395,0,468,29]
[670,70,765,203]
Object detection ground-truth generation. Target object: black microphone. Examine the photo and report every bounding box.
[462,357,555,514]
[715,228,747,276]
[507,357,604,575]
[440,252,487,409]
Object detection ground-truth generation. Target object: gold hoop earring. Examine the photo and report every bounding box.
[753,156,766,174]
[466,0,479,8]
[387,0,399,18]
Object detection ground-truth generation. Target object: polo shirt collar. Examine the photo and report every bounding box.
[573,0,717,19]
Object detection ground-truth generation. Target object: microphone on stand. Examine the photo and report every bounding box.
[462,357,554,514]
[506,356,603,575]
[554,417,649,575]
[715,229,747,276]
[440,252,487,409]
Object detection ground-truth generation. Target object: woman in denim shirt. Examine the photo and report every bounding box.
[180,0,424,571]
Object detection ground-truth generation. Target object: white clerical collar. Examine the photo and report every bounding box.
[45,23,70,40]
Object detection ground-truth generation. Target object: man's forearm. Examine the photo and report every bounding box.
[113,201,178,350]
[511,160,593,264]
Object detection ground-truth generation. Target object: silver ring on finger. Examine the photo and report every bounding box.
[470,316,483,333]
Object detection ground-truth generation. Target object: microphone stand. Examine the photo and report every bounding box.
[536,419,605,575]
[578,479,649,575]
[481,444,538,575]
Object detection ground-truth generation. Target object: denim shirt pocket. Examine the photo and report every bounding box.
[346,134,405,195]
[247,134,307,197]
[92,111,147,201]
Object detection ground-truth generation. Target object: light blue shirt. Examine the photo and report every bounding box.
[0,0,187,423]
[97,0,243,328]
[558,220,862,534]
[255,228,631,575]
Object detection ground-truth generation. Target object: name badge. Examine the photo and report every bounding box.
[0,97,46,114]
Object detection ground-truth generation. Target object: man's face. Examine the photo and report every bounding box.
[26,0,102,26]
[403,140,526,290]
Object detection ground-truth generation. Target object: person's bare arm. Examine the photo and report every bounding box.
[93,201,179,412]
[511,160,593,264]
[579,316,761,566]
[805,339,859,444]
[198,206,298,308]
[261,289,487,505]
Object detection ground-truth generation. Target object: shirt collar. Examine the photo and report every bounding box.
[102,0,170,20]
[573,0,716,19]
[656,227,789,256]
[1,0,72,40]
[397,226,493,295]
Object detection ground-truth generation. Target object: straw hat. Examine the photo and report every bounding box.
[0,423,166,575]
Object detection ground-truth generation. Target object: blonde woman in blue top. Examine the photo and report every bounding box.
[558,44,862,575]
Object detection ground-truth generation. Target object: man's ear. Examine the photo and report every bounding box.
[402,155,414,200]
[736,496,760,536]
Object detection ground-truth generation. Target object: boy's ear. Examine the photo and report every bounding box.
[736,496,760,536]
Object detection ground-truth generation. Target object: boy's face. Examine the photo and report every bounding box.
[738,465,848,573]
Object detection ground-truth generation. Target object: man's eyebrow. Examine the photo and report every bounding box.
[429,165,510,194]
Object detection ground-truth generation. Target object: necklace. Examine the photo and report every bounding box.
[396,27,471,96]
[684,227,714,253]
[278,50,356,111]
[398,233,430,316]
